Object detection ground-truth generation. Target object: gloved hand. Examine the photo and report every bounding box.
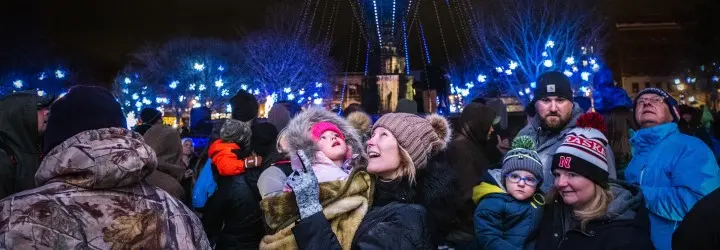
[286,150,322,219]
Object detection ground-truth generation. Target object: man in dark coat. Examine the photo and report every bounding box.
[0,92,52,199]
[518,72,617,191]
[201,89,266,249]
[445,102,499,247]
[133,107,163,136]
[673,187,720,250]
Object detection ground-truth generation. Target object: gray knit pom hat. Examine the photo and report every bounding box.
[500,136,544,189]
[220,118,252,149]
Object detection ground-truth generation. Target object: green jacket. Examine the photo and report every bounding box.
[0,93,42,200]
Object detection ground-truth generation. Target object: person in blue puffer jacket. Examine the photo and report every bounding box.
[625,88,720,250]
[474,136,545,250]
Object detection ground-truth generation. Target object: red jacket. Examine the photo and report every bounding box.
[209,140,246,176]
[208,140,262,176]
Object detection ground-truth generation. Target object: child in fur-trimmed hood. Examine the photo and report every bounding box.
[257,108,370,250]
[283,108,365,184]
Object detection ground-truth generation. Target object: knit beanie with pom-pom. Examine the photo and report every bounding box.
[372,113,451,170]
[347,111,372,136]
[552,112,610,188]
[500,136,544,189]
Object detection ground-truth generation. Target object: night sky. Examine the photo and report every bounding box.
[0,0,705,84]
[2,0,282,81]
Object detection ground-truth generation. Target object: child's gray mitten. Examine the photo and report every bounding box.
[286,150,322,219]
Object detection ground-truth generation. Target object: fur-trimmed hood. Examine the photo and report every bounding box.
[283,108,366,166]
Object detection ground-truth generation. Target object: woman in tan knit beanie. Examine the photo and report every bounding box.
[287,112,459,249]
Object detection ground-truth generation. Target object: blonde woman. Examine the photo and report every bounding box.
[285,113,458,249]
[534,113,653,250]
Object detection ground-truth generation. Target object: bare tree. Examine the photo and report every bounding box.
[469,0,606,102]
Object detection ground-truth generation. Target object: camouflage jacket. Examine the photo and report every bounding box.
[0,128,210,249]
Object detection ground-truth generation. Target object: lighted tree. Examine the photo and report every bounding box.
[0,37,74,97]
[237,31,336,104]
[117,38,246,114]
[235,1,338,105]
[461,0,606,103]
[0,67,72,97]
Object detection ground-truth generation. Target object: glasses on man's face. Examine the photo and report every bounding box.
[636,97,664,106]
[505,173,538,187]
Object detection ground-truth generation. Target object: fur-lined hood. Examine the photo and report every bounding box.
[283,108,366,166]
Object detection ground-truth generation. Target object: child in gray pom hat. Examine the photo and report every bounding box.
[473,136,545,250]
[220,118,252,149]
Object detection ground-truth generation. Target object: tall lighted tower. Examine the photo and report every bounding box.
[354,0,417,113]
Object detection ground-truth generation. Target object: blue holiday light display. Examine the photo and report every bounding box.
[115,36,332,122]
[447,38,605,112]
[0,67,71,97]
[116,60,328,119]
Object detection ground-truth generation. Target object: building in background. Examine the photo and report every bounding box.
[330,73,364,109]
[614,19,713,107]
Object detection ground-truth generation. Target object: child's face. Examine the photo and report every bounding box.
[316,130,348,161]
[505,170,537,201]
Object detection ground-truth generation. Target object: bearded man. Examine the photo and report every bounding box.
[517,71,617,191]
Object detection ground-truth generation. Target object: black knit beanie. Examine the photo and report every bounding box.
[43,86,127,153]
[230,89,259,122]
[527,71,574,117]
[140,107,163,125]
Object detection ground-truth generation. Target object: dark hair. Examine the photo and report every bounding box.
[603,107,636,167]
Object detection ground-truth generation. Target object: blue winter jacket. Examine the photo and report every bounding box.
[473,181,544,250]
[192,160,217,209]
[625,122,720,250]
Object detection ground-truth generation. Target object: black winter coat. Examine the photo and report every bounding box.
[446,103,498,242]
[673,187,720,250]
[292,156,458,250]
[201,169,266,250]
[201,121,281,249]
[535,182,654,250]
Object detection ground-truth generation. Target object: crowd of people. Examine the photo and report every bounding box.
[1,70,720,249]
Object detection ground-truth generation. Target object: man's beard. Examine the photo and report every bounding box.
[540,113,570,132]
